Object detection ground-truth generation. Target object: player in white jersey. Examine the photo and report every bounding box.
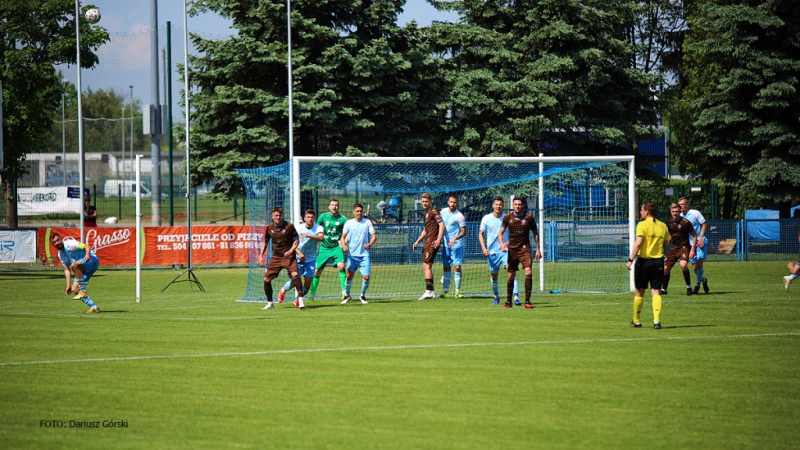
[49,233,101,313]
[440,195,467,298]
[478,197,519,305]
[679,197,709,294]
[340,203,376,304]
[279,209,324,306]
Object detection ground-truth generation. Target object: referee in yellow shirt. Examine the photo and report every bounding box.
[626,201,671,329]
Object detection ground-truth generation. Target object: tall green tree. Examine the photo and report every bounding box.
[671,0,800,216]
[429,0,660,158]
[189,0,446,196]
[0,0,108,227]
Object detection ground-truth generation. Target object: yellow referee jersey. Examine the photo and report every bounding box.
[636,217,669,259]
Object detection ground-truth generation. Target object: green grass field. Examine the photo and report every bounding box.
[1,262,798,449]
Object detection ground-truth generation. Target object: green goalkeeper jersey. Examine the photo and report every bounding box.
[317,213,348,249]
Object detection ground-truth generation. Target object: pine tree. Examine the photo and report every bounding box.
[430,0,659,157]
[673,0,800,214]
[189,0,446,196]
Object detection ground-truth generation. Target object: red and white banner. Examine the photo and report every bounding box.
[38,226,262,266]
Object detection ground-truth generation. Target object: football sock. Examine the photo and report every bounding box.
[682,269,691,286]
[345,279,353,295]
[695,267,704,285]
[361,279,370,295]
[789,274,799,280]
[309,276,320,296]
[513,277,519,296]
[282,279,293,292]
[442,271,452,291]
[653,295,662,323]
[291,277,303,297]
[524,275,533,302]
[454,271,462,291]
[633,296,643,323]
[425,278,434,292]
[80,296,95,308]
[338,270,347,291]
[490,278,499,296]
[663,273,670,290]
[264,281,273,302]
[507,279,515,302]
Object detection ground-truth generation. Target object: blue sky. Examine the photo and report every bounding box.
[96,0,457,35]
[61,1,458,114]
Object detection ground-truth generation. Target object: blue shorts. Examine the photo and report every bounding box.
[347,255,371,276]
[487,252,507,274]
[298,260,315,279]
[80,254,100,280]
[442,245,464,268]
[690,237,708,264]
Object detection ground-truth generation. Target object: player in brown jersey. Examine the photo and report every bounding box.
[498,197,542,309]
[258,207,304,310]
[662,203,697,296]
[412,192,445,300]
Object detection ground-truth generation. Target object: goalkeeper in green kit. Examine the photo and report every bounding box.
[306,199,349,300]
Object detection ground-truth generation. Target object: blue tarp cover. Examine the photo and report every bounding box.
[745,210,779,242]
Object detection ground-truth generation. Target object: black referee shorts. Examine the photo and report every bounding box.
[634,257,665,290]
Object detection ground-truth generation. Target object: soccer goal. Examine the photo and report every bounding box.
[237,156,635,301]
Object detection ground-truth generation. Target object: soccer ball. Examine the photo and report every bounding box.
[85,8,101,24]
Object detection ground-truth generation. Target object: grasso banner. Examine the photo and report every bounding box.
[38,226,262,266]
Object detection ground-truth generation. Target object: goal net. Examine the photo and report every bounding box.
[237,157,635,301]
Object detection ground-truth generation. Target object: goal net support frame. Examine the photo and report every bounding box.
[238,156,636,302]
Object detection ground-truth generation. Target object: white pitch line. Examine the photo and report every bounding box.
[0,332,797,367]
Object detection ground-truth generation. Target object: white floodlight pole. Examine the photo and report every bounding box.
[628,158,636,292]
[136,154,143,302]
[538,154,545,292]
[75,0,85,243]
[287,0,294,161]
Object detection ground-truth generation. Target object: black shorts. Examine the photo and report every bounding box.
[634,257,665,290]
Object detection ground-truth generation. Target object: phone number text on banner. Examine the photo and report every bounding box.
[38,226,262,266]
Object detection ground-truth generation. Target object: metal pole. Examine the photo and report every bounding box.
[161,0,204,292]
[129,85,133,183]
[75,0,85,243]
[287,0,293,160]
[150,0,161,226]
[62,91,66,185]
[184,0,192,269]
[167,21,174,226]
[121,105,124,180]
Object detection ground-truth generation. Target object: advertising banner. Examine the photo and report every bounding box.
[0,230,37,263]
[38,226,262,266]
[18,187,84,216]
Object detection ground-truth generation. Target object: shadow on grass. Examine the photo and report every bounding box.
[660,324,716,329]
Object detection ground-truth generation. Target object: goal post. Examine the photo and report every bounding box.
[238,156,635,302]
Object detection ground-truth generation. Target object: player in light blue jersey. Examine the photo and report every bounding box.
[679,197,709,294]
[279,209,324,306]
[49,233,100,313]
[478,197,519,305]
[440,195,467,298]
[340,203,376,304]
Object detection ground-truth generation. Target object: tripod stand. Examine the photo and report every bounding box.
[163,1,203,293]
[162,191,204,292]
